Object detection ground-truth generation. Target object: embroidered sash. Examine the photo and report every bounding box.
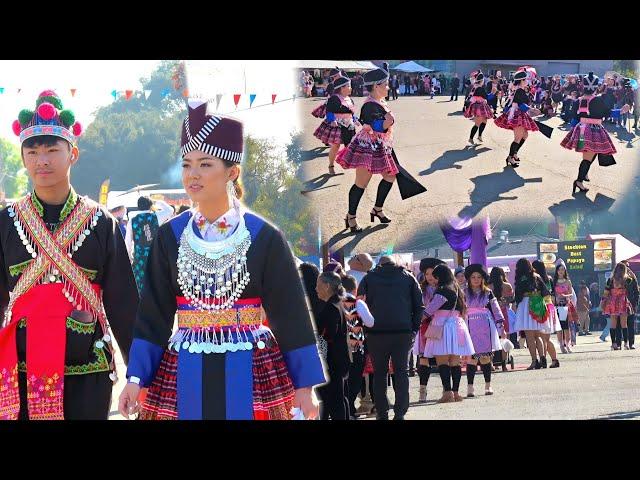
[0,195,111,420]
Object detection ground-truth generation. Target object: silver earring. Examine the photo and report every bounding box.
[226,180,237,200]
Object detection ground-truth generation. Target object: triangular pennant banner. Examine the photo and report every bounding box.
[249,94,256,107]
[144,90,152,100]
[182,89,189,98]
[215,94,223,110]
[111,90,117,100]
[125,90,134,100]
[161,88,170,99]
[271,94,277,104]
[233,94,241,107]
[70,89,77,97]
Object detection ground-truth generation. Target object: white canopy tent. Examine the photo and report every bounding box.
[391,61,434,73]
[297,60,377,71]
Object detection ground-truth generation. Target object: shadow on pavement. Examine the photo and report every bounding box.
[596,409,640,420]
[301,146,329,162]
[301,173,344,194]
[419,146,491,177]
[447,110,465,116]
[327,223,390,253]
[458,168,543,218]
[548,192,616,217]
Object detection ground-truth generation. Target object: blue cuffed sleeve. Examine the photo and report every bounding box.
[518,103,530,112]
[372,119,385,132]
[326,112,336,122]
[126,338,165,387]
[282,344,327,389]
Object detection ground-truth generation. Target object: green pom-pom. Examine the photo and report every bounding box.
[36,95,63,110]
[59,110,75,128]
[18,109,34,126]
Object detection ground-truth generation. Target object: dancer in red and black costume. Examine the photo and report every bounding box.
[336,66,398,233]
[464,71,493,145]
[495,70,542,167]
[313,76,358,175]
[560,72,628,194]
[311,67,343,120]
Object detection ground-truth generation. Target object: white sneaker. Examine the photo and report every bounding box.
[477,136,483,142]
[485,383,494,395]
[467,384,475,397]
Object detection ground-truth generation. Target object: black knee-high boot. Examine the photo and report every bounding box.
[478,122,486,137]
[374,179,393,208]
[466,363,477,385]
[517,138,526,152]
[481,362,492,383]
[451,365,462,392]
[418,364,431,386]
[509,141,519,156]
[577,160,592,182]
[469,125,478,140]
[438,365,452,391]
[348,184,365,215]
[611,326,618,346]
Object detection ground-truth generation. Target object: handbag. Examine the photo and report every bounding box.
[597,154,616,167]
[424,294,458,341]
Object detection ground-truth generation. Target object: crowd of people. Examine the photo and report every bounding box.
[298,253,639,420]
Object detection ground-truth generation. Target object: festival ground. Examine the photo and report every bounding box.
[300,95,639,256]
[361,333,639,420]
[108,332,639,420]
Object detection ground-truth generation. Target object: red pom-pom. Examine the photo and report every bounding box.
[39,89,57,98]
[37,102,56,120]
[12,120,21,136]
[72,122,83,136]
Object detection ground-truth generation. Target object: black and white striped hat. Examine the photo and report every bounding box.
[333,76,351,90]
[363,68,390,86]
[180,100,243,163]
[513,71,527,82]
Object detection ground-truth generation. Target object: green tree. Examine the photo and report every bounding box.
[612,60,639,79]
[73,60,185,195]
[242,134,315,256]
[0,138,29,198]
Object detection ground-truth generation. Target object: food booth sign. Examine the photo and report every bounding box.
[537,239,615,273]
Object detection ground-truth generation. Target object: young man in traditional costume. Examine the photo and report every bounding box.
[0,90,138,420]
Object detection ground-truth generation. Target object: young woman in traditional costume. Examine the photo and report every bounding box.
[119,100,326,420]
[463,264,505,397]
[313,76,358,175]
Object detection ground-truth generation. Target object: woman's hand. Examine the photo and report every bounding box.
[292,387,319,419]
[118,383,142,419]
[384,111,395,124]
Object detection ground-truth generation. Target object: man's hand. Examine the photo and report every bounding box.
[118,383,142,419]
[292,387,319,419]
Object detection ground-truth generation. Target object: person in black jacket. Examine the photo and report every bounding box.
[450,73,460,101]
[315,271,352,420]
[357,256,423,420]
